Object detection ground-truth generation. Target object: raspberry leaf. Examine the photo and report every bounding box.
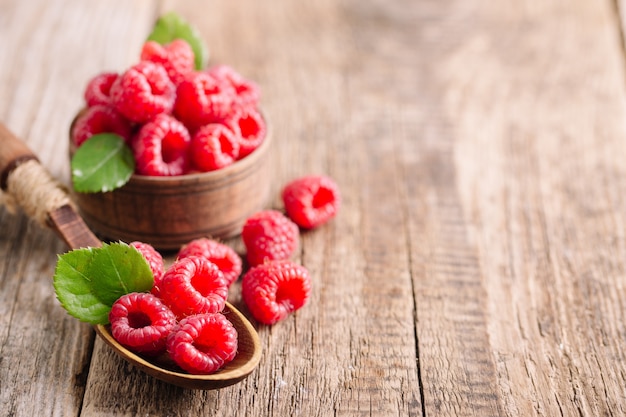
[89,242,154,306]
[53,243,154,324]
[71,133,134,193]
[53,247,112,324]
[147,11,208,70]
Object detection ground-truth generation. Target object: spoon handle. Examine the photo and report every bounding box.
[0,122,101,249]
[0,122,39,190]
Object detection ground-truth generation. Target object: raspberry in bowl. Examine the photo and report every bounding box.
[69,41,272,250]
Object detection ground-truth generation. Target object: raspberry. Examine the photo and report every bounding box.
[190,124,240,171]
[129,241,165,296]
[132,114,191,176]
[177,238,242,287]
[166,313,237,374]
[110,61,175,123]
[242,210,299,266]
[282,175,341,229]
[173,71,234,131]
[159,256,229,318]
[84,72,118,107]
[241,260,311,325]
[140,39,194,86]
[109,292,177,355]
[71,104,132,148]
[224,106,266,159]
[207,64,260,109]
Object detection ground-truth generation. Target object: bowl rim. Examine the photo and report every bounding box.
[69,108,272,186]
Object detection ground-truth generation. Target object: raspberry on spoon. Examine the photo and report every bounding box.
[109,292,177,356]
[159,256,229,319]
[177,238,242,287]
[166,313,238,374]
[129,241,165,296]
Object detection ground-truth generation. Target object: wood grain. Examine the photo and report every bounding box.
[2,0,626,415]
[446,0,626,415]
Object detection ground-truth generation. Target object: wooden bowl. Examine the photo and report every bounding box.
[69,115,272,251]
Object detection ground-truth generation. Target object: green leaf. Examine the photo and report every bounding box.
[52,243,154,325]
[71,134,134,193]
[147,11,208,70]
[89,242,154,306]
[53,247,111,324]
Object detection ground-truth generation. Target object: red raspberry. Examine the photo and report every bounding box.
[190,124,240,171]
[177,238,242,287]
[224,106,266,159]
[109,292,177,355]
[282,175,341,229]
[129,241,165,296]
[166,313,237,374]
[173,71,234,131]
[159,256,229,319]
[242,260,311,325]
[132,114,191,176]
[242,210,299,266]
[110,61,175,123]
[84,72,119,107]
[140,39,194,86]
[71,104,132,147]
[207,64,260,109]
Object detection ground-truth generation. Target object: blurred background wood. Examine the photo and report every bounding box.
[2,0,626,415]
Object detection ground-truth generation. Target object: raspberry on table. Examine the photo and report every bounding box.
[129,241,165,296]
[242,210,299,267]
[173,71,235,131]
[110,61,176,124]
[166,313,238,374]
[71,104,132,148]
[207,64,260,109]
[177,238,242,287]
[84,72,119,107]
[132,114,191,176]
[140,39,195,86]
[190,123,240,171]
[241,260,311,325]
[158,256,229,319]
[282,175,341,229]
[109,292,177,355]
[224,106,266,159]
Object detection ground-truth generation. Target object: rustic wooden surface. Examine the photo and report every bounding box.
[2,0,626,415]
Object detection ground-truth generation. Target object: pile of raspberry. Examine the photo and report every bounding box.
[71,39,266,176]
[109,175,340,375]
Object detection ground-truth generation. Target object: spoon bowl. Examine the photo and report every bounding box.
[0,122,262,390]
[94,301,261,389]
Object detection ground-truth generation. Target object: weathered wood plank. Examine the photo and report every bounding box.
[347,1,505,414]
[0,1,157,416]
[446,0,626,415]
[3,0,626,415]
[79,0,423,415]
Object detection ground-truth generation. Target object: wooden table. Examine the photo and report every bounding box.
[2,0,626,415]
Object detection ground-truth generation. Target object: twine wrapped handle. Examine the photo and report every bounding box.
[0,122,100,249]
[0,122,72,226]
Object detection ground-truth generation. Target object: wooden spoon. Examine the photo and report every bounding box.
[0,123,262,390]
